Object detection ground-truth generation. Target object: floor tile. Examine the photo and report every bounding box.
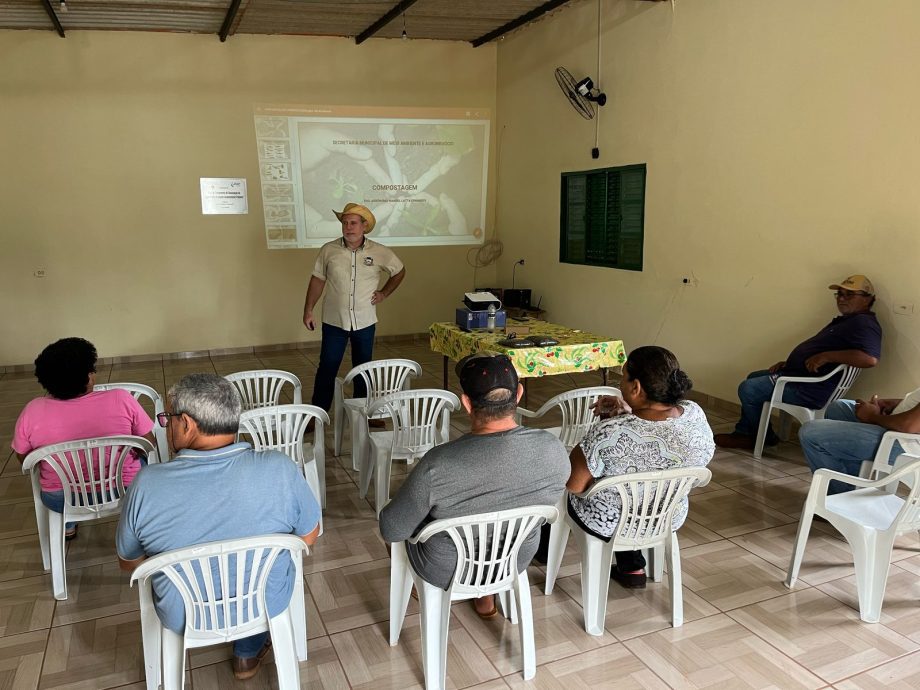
[728,588,919,684]
[728,475,814,517]
[0,575,56,637]
[40,611,145,689]
[0,629,47,690]
[680,540,792,611]
[331,617,501,689]
[504,643,667,689]
[835,649,920,689]
[52,561,138,626]
[688,489,796,538]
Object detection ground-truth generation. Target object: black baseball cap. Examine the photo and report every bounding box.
[455,353,519,406]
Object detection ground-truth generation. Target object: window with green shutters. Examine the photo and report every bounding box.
[560,163,646,271]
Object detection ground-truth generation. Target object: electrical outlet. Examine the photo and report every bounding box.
[681,276,699,288]
[893,302,914,316]
[33,269,46,278]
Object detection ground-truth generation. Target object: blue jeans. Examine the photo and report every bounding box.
[311,322,376,411]
[799,400,903,494]
[234,631,269,658]
[734,369,810,441]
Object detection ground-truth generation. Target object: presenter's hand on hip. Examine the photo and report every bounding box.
[371,290,387,305]
[303,313,316,331]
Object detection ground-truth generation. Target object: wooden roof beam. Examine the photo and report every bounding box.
[40,0,65,37]
[355,0,420,45]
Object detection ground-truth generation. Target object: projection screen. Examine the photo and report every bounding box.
[253,105,490,249]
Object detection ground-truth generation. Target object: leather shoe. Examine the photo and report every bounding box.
[232,639,272,681]
[714,432,756,450]
[610,566,646,589]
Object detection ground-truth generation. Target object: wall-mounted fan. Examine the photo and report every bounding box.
[554,67,607,120]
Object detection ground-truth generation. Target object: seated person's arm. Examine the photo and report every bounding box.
[301,523,321,547]
[379,461,433,543]
[118,554,146,572]
[856,397,920,433]
[567,445,594,494]
[804,349,878,373]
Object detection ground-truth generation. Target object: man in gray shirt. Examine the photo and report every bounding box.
[379,354,569,617]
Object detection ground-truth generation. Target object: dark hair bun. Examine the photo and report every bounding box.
[666,369,693,402]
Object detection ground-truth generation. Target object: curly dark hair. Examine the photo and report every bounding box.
[624,345,693,406]
[34,337,97,400]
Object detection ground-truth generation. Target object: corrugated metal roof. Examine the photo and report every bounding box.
[0,0,662,42]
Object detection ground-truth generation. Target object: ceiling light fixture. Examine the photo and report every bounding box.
[401,10,408,40]
[59,0,68,12]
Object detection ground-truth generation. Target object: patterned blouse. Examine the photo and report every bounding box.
[568,400,715,538]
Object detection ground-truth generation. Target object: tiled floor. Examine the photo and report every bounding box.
[2,341,920,689]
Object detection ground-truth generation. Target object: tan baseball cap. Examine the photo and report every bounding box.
[829,274,875,296]
[333,203,376,233]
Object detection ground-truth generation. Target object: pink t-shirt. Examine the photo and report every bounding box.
[12,389,154,492]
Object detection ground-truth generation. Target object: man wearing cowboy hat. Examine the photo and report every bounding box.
[303,203,406,413]
[715,274,882,451]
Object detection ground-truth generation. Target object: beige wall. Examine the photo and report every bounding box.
[495,0,920,402]
[0,31,496,365]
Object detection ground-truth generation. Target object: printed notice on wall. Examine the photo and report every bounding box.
[252,104,489,248]
[200,178,249,215]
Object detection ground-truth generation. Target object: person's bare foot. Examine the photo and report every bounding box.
[472,595,498,619]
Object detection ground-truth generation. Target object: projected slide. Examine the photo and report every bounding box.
[253,105,490,249]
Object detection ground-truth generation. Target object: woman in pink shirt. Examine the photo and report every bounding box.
[12,338,155,539]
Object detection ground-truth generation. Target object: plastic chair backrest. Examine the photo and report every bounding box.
[412,505,557,598]
[94,382,167,462]
[520,386,621,449]
[581,467,712,548]
[225,370,303,410]
[130,535,307,643]
[826,365,861,408]
[885,456,920,532]
[239,404,330,469]
[367,389,460,457]
[21,435,156,515]
[343,359,421,408]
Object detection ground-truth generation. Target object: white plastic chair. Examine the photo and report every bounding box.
[239,404,329,533]
[389,506,558,687]
[225,370,303,411]
[754,364,860,459]
[785,455,920,623]
[361,390,460,516]
[130,534,309,690]
[94,381,169,463]
[22,435,156,600]
[858,430,920,482]
[333,359,421,470]
[544,467,712,634]
[515,386,622,451]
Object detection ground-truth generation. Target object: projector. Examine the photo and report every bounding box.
[463,291,501,311]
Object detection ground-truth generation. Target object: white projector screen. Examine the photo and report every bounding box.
[253,105,490,249]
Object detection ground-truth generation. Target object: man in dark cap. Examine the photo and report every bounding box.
[379,354,569,617]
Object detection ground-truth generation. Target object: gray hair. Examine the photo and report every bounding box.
[168,373,242,435]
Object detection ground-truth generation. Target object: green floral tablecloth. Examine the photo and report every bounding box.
[429,320,626,378]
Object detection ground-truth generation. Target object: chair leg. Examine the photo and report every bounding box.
[544,509,570,595]
[497,589,518,625]
[289,553,308,662]
[269,613,302,690]
[350,411,367,472]
[49,510,68,601]
[753,401,772,460]
[31,492,51,571]
[667,533,683,627]
[850,533,893,623]
[316,453,327,509]
[418,581,451,690]
[784,509,815,589]
[161,627,186,690]
[389,544,413,646]
[304,460,324,536]
[374,451,394,518]
[513,572,537,680]
[333,382,345,456]
[581,539,613,636]
[138,583,163,690]
[359,443,377,499]
[642,545,664,582]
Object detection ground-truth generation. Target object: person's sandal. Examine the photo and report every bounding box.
[472,597,498,620]
[610,565,647,589]
[232,639,272,680]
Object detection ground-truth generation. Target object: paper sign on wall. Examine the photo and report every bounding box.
[200,178,248,215]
